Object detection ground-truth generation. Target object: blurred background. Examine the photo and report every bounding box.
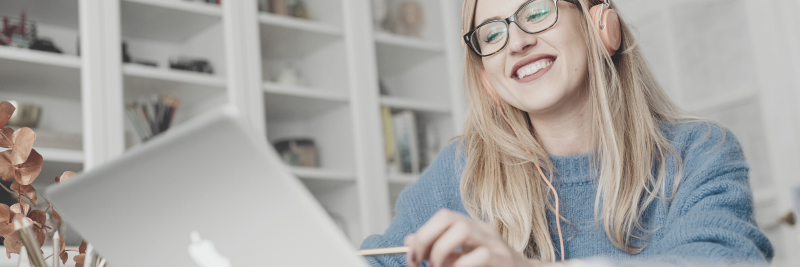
[0,0,797,266]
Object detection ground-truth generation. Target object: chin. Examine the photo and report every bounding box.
[512,87,565,114]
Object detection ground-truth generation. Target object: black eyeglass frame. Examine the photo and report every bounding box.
[463,0,560,57]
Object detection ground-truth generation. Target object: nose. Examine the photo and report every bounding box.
[506,22,537,55]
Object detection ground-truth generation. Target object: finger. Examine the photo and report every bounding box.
[412,210,464,263]
[404,234,418,267]
[428,220,471,267]
[451,246,491,267]
[440,250,464,267]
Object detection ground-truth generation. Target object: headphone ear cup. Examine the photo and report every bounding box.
[589,4,621,56]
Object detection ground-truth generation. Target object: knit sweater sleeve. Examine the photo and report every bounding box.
[647,122,774,265]
[359,142,463,267]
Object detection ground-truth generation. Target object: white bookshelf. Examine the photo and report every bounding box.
[291,166,355,182]
[380,96,451,114]
[120,0,222,42]
[35,147,84,164]
[0,0,466,250]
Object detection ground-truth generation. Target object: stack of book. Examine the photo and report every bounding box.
[382,108,440,175]
[126,93,180,141]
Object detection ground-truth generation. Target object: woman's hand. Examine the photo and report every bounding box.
[404,209,542,267]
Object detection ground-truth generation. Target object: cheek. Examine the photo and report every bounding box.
[481,58,505,79]
[481,57,509,92]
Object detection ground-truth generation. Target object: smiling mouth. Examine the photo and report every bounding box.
[514,58,555,80]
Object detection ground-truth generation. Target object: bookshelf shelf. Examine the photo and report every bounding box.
[121,0,222,43]
[263,90,349,121]
[375,31,443,53]
[122,64,226,88]
[259,13,342,37]
[263,82,349,103]
[0,47,81,100]
[0,46,81,69]
[380,96,451,114]
[35,147,84,164]
[259,13,343,58]
[291,166,355,182]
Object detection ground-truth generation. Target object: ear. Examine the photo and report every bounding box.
[480,71,502,107]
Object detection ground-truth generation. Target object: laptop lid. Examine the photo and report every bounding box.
[45,106,369,267]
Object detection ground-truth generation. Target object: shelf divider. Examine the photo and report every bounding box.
[263,82,348,102]
[123,64,227,88]
[0,46,81,69]
[380,96,451,114]
[290,166,355,182]
[36,147,84,164]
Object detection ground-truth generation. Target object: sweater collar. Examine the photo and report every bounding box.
[547,153,595,185]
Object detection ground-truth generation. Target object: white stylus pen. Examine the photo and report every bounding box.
[358,246,411,256]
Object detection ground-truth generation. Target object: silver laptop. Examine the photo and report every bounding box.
[45,106,370,267]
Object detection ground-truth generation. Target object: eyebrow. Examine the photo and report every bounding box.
[477,16,502,27]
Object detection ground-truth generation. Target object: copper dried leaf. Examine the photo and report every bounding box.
[78,239,87,254]
[34,226,45,248]
[55,171,77,183]
[52,208,61,221]
[0,127,13,148]
[59,235,68,264]
[15,149,42,185]
[0,204,9,223]
[73,254,85,267]
[0,102,14,129]
[11,183,37,206]
[0,223,14,236]
[0,151,14,181]
[10,201,30,217]
[10,128,36,165]
[3,232,21,259]
[28,210,46,228]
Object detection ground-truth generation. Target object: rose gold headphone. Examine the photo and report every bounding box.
[461,0,622,261]
[590,0,622,56]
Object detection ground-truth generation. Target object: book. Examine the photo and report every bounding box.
[416,114,440,173]
[382,107,396,165]
[392,110,419,174]
[126,93,180,142]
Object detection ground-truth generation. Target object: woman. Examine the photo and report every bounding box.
[361,0,774,266]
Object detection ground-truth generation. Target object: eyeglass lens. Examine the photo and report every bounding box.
[470,0,557,56]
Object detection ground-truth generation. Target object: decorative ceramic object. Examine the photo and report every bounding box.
[397,1,424,37]
[289,0,309,19]
[5,101,41,128]
[274,139,318,167]
[276,64,305,86]
[270,0,289,16]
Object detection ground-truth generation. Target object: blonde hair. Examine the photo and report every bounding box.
[460,0,689,261]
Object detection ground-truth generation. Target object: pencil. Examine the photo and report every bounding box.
[358,246,411,256]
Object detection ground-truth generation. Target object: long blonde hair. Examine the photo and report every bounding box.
[460,0,687,261]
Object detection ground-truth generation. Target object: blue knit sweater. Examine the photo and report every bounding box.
[361,121,774,266]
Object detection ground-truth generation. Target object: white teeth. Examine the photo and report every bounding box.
[516,59,554,79]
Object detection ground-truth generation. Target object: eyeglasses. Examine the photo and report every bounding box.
[463,0,560,57]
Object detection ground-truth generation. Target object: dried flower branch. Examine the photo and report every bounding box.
[0,101,80,264]
[73,240,88,267]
